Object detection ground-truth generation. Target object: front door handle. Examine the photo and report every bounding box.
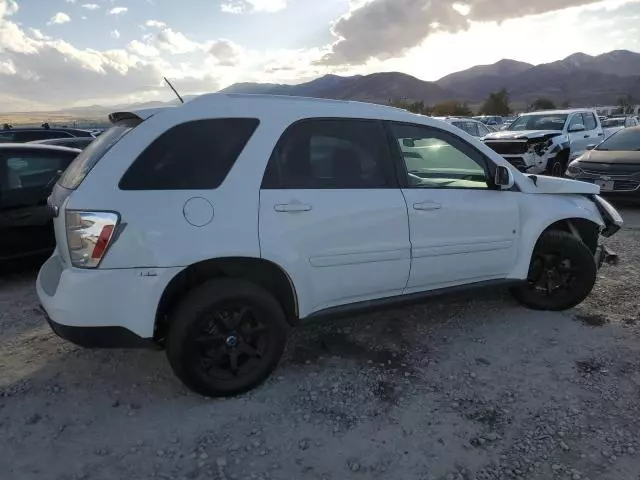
[413,201,442,211]
[274,203,312,213]
[584,134,590,138]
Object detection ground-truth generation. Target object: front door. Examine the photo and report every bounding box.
[386,122,521,293]
[259,119,411,317]
[0,150,73,261]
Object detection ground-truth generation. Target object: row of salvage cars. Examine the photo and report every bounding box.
[476,109,640,198]
[0,127,96,262]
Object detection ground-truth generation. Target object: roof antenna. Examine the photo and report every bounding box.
[163,76,184,104]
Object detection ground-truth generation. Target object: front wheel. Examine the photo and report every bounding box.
[546,152,568,177]
[166,279,289,397]
[511,231,597,311]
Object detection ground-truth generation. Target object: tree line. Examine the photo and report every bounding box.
[390,89,639,117]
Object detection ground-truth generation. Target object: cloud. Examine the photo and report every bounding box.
[319,0,606,65]
[111,29,120,39]
[108,7,128,15]
[47,12,71,26]
[81,3,100,10]
[207,39,243,66]
[221,0,287,14]
[145,20,166,28]
[127,39,160,57]
[66,0,76,3]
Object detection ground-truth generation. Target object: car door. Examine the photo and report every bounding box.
[581,112,603,151]
[0,149,75,260]
[567,113,592,159]
[259,118,411,317]
[386,122,520,293]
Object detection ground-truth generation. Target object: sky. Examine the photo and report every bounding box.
[0,0,639,111]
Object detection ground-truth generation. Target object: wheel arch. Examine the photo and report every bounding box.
[537,217,600,254]
[154,257,299,343]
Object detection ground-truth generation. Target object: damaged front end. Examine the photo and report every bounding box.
[484,132,565,174]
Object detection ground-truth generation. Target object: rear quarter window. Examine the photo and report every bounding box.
[119,118,260,190]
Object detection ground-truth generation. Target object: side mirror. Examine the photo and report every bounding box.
[495,165,515,190]
[569,124,586,133]
[585,144,597,151]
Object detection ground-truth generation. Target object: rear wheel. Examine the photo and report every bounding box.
[166,279,289,397]
[511,231,597,311]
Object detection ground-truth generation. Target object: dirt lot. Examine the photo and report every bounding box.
[1,210,639,480]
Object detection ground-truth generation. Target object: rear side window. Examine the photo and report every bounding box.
[583,113,597,131]
[14,130,72,142]
[59,120,139,190]
[119,118,259,190]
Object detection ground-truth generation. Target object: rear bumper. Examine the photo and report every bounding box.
[37,253,182,348]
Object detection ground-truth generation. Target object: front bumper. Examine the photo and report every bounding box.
[37,253,182,348]
[596,244,619,269]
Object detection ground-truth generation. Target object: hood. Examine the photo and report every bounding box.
[484,130,563,141]
[525,175,599,195]
[578,149,640,165]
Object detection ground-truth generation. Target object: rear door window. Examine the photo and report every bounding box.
[119,118,259,190]
[583,113,597,131]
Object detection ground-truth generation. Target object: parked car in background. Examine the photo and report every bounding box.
[31,137,95,150]
[501,116,517,130]
[0,127,95,143]
[483,109,604,176]
[435,117,493,138]
[566,125,640,197]
[38,94,622,398]
[473,115,505,129]
[601,116,638,139]
[0,144,81,263]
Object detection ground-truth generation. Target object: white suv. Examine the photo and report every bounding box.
[37,94,623,397]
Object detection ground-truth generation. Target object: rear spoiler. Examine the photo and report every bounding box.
[108,107,170,125]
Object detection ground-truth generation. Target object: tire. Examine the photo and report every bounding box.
[166,278,289,397]
[546,151,568,177]
[511,230,597,311]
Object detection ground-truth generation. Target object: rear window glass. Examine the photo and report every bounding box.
[119,118,259,190]
[58,120,139,190]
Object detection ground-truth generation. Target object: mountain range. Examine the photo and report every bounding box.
[216,50,640,109]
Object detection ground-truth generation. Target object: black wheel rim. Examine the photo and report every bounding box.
[527,252,578,296]
[193,302,269,380]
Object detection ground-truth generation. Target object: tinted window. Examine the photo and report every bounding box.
[13,130,72,142]
[1,152,70,191]
[583,113,597,131]
[60,122,138,190]
[602,118,626,128]
[0,132,15,143]
[262,119,393,189]
[597,128,640,151]
[389,123,489,190]
[120,119,259,190]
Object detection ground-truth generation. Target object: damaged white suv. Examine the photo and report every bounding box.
[483,109,604,176]
[38,95,622,397]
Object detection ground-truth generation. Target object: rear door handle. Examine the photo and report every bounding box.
[413,201,442,211]
[274,203,312,213]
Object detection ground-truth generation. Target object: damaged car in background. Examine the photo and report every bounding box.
[483,109,604,176]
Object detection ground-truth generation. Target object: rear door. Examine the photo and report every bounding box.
[259,118,411,317]
[582,112,603,152]
[0,149,76,260]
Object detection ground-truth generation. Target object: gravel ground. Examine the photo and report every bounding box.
[1,210,639,480]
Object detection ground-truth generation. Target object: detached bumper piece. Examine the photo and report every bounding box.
[40,305,155,349]
[595,245,620,269]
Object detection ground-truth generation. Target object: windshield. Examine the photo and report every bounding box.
[507,114,568,131]
[601,118,625,128]
[58,121,139,189]
[596,128,640,151]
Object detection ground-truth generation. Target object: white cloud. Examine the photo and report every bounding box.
[221,0,287,14]
[111,29,120,39]
[28,28,47,40]
[47,13,71,26]
[108,7,128,15]
[127,39,160,57]
[208,39,243,66]
[81,3,100,10]
[66,0,77,3]
[145,20,166,28]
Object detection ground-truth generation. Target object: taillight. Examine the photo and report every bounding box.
[66,211,119,268]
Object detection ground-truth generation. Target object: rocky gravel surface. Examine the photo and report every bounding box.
[1,211,639,480]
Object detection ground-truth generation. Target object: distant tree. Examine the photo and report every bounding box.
[479,88,512,115]
[529,98,556,112]
[389,98,433,115]
[617,95,636,114]
[432,100,472,117]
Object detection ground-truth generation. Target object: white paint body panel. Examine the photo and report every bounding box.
[36,94,621,337]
